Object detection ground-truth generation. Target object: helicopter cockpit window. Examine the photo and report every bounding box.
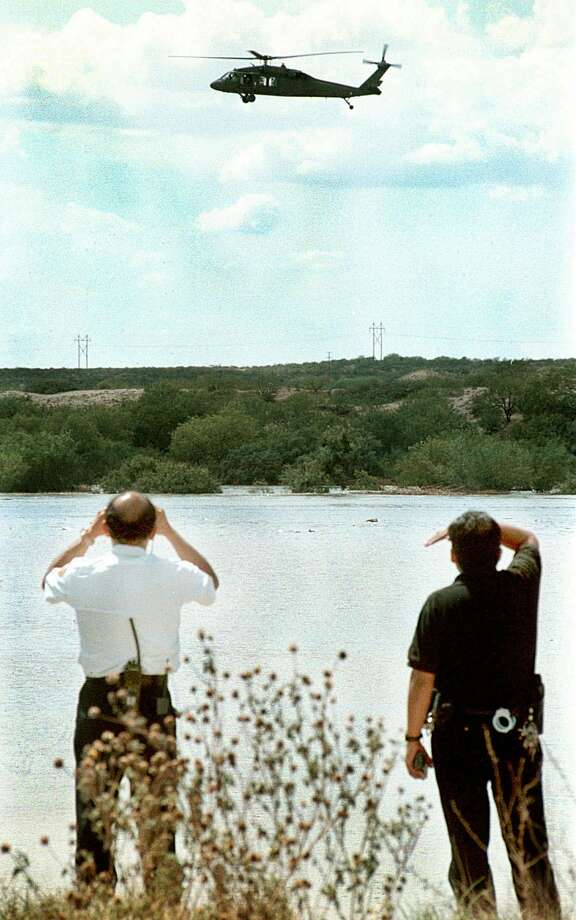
[241,74,253,86]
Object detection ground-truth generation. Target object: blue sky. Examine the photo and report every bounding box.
[0,0,573,368]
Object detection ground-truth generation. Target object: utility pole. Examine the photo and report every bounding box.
[369,322,384,361]
[75,335,90,369]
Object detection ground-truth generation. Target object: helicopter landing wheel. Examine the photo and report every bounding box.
[248,93,256,102]
[241,94,250,103]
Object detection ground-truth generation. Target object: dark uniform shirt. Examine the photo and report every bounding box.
[407,544,541,710]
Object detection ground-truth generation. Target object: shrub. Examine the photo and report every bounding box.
[141,460,221,494]
[101,456,221,494]
[51,639,429,920]
[396,433,534,491]
[348,470,383,490]
[557,474,576,494]
[526,440,575,492]
[392,395,469,450]
[280,457,330,493]
[219,443,287,485]
[171,412,259,466]
[0,431,81,492]
[100,454,160,492]
[0,444,29,491]
[132,384,214,451]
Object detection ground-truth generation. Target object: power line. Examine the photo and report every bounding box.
[9,325,574,363]
[369,322,385,360]
[75,335,90,369]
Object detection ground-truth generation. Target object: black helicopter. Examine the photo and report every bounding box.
[170,45,401,109]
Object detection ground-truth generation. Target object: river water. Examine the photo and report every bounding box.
[1,490,575,913]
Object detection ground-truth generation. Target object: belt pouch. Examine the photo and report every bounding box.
[529,673,544,733]
[123,658,143,706]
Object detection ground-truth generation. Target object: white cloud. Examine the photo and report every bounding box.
[0,0,572,188]
[0,182,155,292]
[219,128,354,184]
[198,194,280,233]
[133,249,171,287]
[60,203,138,252]
[138,270,170,288]
[486,15,535,53]
[406,138,486,165]
[293,250,342,268]
[488,184,547,202]
[0,124,23,156]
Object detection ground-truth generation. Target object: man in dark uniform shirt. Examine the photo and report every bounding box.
[405,511,561,919]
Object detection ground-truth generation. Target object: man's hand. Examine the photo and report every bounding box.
[424,521,538,552]
[152,507,171,538]
[424,527,448,547]
[42,508,107,589]
[405,740,433,779]
[83,509,108,544]
[152,507,219,590]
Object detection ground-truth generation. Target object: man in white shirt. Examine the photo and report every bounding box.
[42,490,218,889]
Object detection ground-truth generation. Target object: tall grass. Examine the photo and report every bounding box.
[1,637,573,919]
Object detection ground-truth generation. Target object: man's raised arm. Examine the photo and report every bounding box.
[41,510,107,589]
[424,522,538,552]
[154,508,219,590]
[498,524,538,552]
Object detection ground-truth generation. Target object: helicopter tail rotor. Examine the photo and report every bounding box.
[363,43,402,69]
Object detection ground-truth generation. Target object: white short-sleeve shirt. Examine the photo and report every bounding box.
[44,544,216,677]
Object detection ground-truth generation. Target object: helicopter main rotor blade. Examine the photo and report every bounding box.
[247,49,363,60]
[169,49,364,62]
[169,55,262,60]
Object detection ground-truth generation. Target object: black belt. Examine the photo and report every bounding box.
[463,707,504,718]
[86,673,168,690]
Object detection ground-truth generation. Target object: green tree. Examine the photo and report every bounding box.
[473,364,531,431]
[0,431,81,491]
[0,443,28,491]
[396,432,534,491]
[100,454,160,492]
[314,423,379,485]
[392,395,468,449]
[170,410,259,466]
[102,455,220,494]
[527,440,575,492]
[280,456,330,493]
[132,383,213,451]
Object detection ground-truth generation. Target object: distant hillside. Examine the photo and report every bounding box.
[1,355,575,495]
[1,354,574,398]
[1,388,143,407]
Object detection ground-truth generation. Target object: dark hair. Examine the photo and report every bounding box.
[448,511,501,572]
[105,493,156,543]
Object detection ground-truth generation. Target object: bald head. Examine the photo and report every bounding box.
[105,491,156,544]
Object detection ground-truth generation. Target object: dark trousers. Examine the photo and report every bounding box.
[73,675,177,886]
[432,718,561,919]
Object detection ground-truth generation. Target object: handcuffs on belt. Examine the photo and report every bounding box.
[427,685,542,758]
